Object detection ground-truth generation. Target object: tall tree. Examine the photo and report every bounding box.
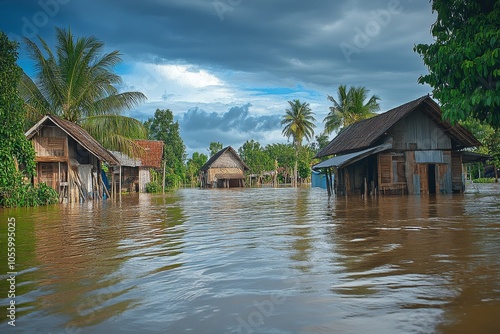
[145,109,187,188]
[238,140,273,176]
[0,32,57,207]
[18,27,147,157]
[208,141,223,157]
[186,152,208,187]
[281,99,316,187]
[414,0,500,127]
[323,85,380,135]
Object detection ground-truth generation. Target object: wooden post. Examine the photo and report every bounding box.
[325,168,331,197]
[364,177,368,198]
[68,163,72,203]
[119,165,122,201]
[110,167,115,201]
[163,160,166,194]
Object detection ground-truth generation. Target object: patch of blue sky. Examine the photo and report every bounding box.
[247,85,320,98]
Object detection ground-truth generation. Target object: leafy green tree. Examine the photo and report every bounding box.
[281,100,316,187]
[145,109,186,188]
[265,143,296,185]
[208,141,223,157]
[0,32,57,207]
[19,27,147,157]
[324,85,380,134]
[186,151,208,187]
[414,1,500,127]
[485,128,500,180]
[311,133,330,152]
[238,140,273,175]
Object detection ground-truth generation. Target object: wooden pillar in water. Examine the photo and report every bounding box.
[119,165,122,201]
[324,168,332,197]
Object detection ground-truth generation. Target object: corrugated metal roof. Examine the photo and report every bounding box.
[25,115,119,165]
[312,144,391,170]
[200,146,249,171]
[110,150,141,167]
[315,96,481,158]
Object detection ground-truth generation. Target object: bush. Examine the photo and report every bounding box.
[472,177,496,183]
[145,181,162,193]
[0,174,59,207]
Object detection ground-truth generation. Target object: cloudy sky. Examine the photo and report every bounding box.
[1,0,436,155]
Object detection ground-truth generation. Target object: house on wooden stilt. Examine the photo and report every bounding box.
[25,115,119,203]
[199,146,249,188]
[313,96,483,196]
[110,140,164,193]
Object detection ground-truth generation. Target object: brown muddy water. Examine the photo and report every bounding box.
[1,187,500,334]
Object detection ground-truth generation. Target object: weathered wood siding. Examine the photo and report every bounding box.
[390,111,451,150]
[377,153,407,194]
[451,152,463,192]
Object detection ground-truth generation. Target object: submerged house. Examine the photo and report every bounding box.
[313,96,482,196]
[199,146,249,188]
[25,114,119,202]
[110,140,163,193]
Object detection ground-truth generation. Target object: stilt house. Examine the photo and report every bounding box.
[25,114,119,202]
[313,96,482,195]
[199,146,249,188]
[110,140,163,193]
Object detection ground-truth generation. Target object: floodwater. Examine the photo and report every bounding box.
[1,187,500,334]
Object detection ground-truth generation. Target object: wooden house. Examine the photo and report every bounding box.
[25,115,119,202]
[199,146,249,188]
[110,140,163,192]
[313,96,482,196]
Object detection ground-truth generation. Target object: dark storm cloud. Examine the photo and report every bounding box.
[0,0,436,152]
[179,104,281,134]
[1,0,434,92]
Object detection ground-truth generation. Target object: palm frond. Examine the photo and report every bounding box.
[80,115,147,157]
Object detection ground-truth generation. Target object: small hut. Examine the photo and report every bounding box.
[25,114,119,202]
[110,140,163,192]
[313,96,483,196]
[199,146,249,188]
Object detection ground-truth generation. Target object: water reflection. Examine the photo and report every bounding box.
[0,189,499,333]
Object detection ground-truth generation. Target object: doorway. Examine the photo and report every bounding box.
[428,164,436,194]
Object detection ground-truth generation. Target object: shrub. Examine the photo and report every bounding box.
[472,177,496,183]
[145,181,162,193]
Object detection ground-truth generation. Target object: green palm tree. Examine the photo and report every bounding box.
[324,85,380,135]
[281,99,316,187]
[19,27,147,157]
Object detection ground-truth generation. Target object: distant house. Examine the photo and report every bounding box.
[110,140,163,193]
[313,96,482,196]
[25,114,119,202]
[199,146,249,188]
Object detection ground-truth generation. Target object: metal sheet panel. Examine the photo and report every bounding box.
[415,150,444,163]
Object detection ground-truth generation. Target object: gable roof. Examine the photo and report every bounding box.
[315,96,481,158]
[200,146,249,171]
[25,114,119,165]
[135,140,163,168]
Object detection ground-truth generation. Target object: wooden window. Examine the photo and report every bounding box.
[380,154,406,184]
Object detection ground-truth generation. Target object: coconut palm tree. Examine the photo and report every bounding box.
[19,27,147,157]
[323,85,380,135]
[281,99,316,187]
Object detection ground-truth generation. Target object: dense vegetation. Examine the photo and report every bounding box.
[415,0,500,127]
[0,32,58,207]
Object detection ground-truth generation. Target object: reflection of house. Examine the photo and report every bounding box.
[199,146,249,188]
[25,115,119,202]
[313,96,482,196]
[111,140,163,193]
